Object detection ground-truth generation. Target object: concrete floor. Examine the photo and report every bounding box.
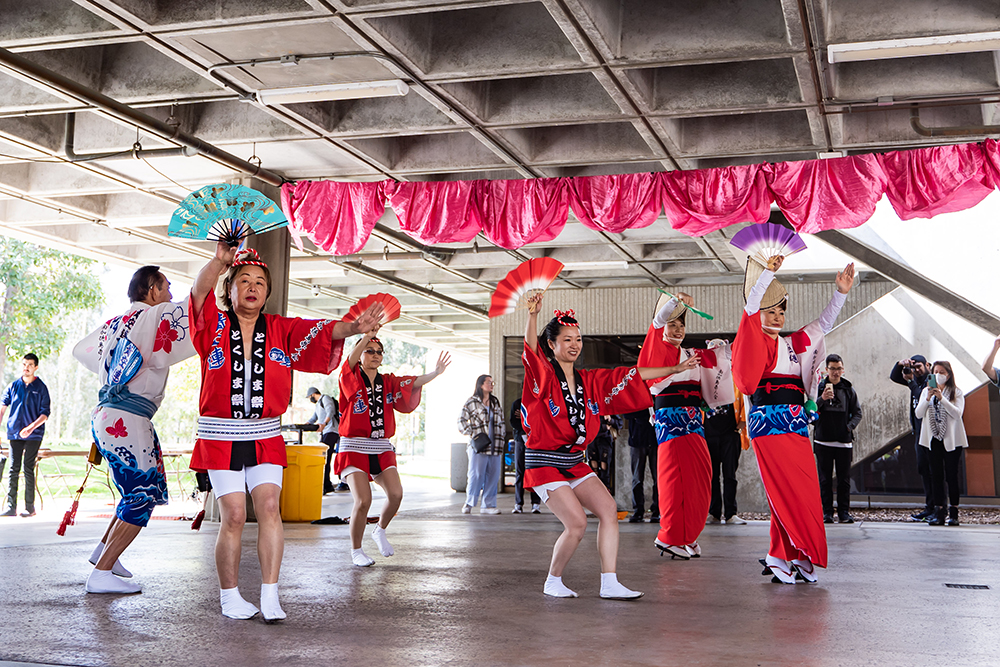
[2,477,999,667]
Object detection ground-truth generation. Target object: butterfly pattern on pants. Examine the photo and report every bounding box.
[105,418,129,438]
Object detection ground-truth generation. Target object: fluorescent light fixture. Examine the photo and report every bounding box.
[255,80,409,105]
[561,260,629,271]
[828,31,1000,63]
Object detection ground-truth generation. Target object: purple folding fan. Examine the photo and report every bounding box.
[729,223,807,267]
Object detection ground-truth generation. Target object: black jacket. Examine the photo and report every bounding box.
[889,362,929,435]
[624,409,656,449]
[510,398,525,439]
[814,377,862,444]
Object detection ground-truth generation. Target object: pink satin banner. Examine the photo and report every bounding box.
[280,140,1000,255]
[764,154,887,233]
[659,165,771,236]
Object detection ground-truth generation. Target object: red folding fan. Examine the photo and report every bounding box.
[489,257,564,318]
[344,292,401,324]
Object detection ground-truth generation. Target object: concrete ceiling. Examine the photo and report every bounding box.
[2,0,996,356]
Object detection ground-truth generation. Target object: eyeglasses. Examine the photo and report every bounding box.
[364,349,383,356]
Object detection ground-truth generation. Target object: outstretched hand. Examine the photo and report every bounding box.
[836,263,856,295]
[351,302,385,335]
[434,351,452,376]
[678,355,701,372]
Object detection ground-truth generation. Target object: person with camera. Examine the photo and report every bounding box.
[813,354,863,524]
[889,354,934,520]
[914,361,967,526]
[458,375,506,515]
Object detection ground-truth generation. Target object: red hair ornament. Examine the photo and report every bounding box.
[554,309,579,327]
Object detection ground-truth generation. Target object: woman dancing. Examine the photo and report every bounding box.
[336,327,450,567]
[638,292,734,560]
[522,294,676,599]
[732,255,854,584]
[189,243,381,621]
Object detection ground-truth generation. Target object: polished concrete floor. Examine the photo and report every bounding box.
[2,477,1000,667]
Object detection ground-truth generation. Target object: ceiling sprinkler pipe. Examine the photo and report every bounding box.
[910,106,1000,137]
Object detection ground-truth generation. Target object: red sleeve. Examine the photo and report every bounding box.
[584,366,653,415]
[338,360,368,438]
[284,317,344,375]
[522,341,552,400]
[190,291,223,357]
[731,310,770,395]
[384,374,422,414]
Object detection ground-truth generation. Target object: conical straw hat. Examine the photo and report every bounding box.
[653,292,688,322]
[743,257,787,310]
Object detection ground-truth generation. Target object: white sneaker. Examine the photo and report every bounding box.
[480,507,501,515]
[461,505,472,514]
[725,515,747,525]
[705,515,722,525]
[511,505,523,514]
[531,504,542,514]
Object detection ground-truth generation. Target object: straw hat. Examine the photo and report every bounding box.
[743,257,787,310]
[653,292,688,322]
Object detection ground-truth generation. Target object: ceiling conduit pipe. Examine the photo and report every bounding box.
[910,106,1000,138]
[63,113,196,162]
[0,44,285,187]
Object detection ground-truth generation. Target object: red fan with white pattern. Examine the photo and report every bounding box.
[344,292,401,325]
[489,257,564,318]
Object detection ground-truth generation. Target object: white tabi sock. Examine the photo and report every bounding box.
[371,524,394,557]
[219,587,259,619]
[85,568,141,595]
[543,574,578,598]
[260,583,286,622]
[599,572,643,600]
[88,542,133,578]
[352,548,375,567]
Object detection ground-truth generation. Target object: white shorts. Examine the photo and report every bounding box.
[208,463,283,498]
[533,472,598,504]
[341,465,396,479]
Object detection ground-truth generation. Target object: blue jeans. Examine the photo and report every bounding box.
[465,446,501,508]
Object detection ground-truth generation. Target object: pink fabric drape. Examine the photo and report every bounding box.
[281,180,386,255]
[479,178,568,249]
[384,180,481,245]
[978,139,1000,192]
[568,173,662,233]
[660,165,771,236]
[763,154,887,233]
[878,143,994,220]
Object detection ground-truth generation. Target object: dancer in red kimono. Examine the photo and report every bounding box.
[732,255,854,584]
[638,293,734,560]
[336,327,450,567]
[522,294,677,600]
[190,243,381,621]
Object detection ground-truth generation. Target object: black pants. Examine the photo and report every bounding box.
[814,443,853,517]
[513,435,540,507]
[6,439,41,513]
[929,439,962,508]
[630,445,658,515]
[587,434,614,491]
[322,432,340,493]
[915,441,933,508]
[707,429,741,520]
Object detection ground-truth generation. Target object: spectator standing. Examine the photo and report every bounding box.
[587,414,622,491]
[813,354,863,524]
[625,408,658,523]
[510,396,541,514]
[914,361,967,526]
[458,375,506,515]
[306,387,341,495]
[704,402,745,526]
[1,354,50,518]
[889,355,934,520]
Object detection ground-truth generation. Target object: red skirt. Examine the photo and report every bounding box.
[754,432,828,567]
[334,450,397,481]
[190,435,286,472]
[656,432,712,546]
[525,461,593,489]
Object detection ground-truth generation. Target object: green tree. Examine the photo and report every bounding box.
[0,237,104,380]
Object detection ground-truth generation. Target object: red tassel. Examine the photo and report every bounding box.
[56,465,92,537]
[191,510,205,531]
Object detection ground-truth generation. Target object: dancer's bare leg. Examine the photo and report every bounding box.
[250,483,283,585]
[347,471,375,566]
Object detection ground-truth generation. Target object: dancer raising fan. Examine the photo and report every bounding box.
[522,294,679,600]
[731,254,854,584]
[336,326,450,567]
[189,243,382,621]
[638,292,734,560]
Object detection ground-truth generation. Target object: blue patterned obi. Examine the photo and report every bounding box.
[654,406,705,443]
[748,404,809,439]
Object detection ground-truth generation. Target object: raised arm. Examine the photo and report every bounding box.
[346,329,377,371]
[191,241,236,314]
[745,256,781,315]
[983,337,1000,384]
[525,293,542,353]
[817,263,854,334]
[414,351,451,388]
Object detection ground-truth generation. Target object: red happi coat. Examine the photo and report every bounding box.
[189,292,344,471]
[337,359,421,439]
[521,342,652,488]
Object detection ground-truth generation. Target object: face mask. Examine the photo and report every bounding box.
[935,373,948,387]
[310,396,318,404]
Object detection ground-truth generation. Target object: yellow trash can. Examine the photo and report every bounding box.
[280,444,328,522]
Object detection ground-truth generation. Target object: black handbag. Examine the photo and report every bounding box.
[471,432,491,453]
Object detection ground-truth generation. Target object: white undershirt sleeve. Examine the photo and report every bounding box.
[744,269,775,316]
[652,297,679,328]
[817,290,848,334]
